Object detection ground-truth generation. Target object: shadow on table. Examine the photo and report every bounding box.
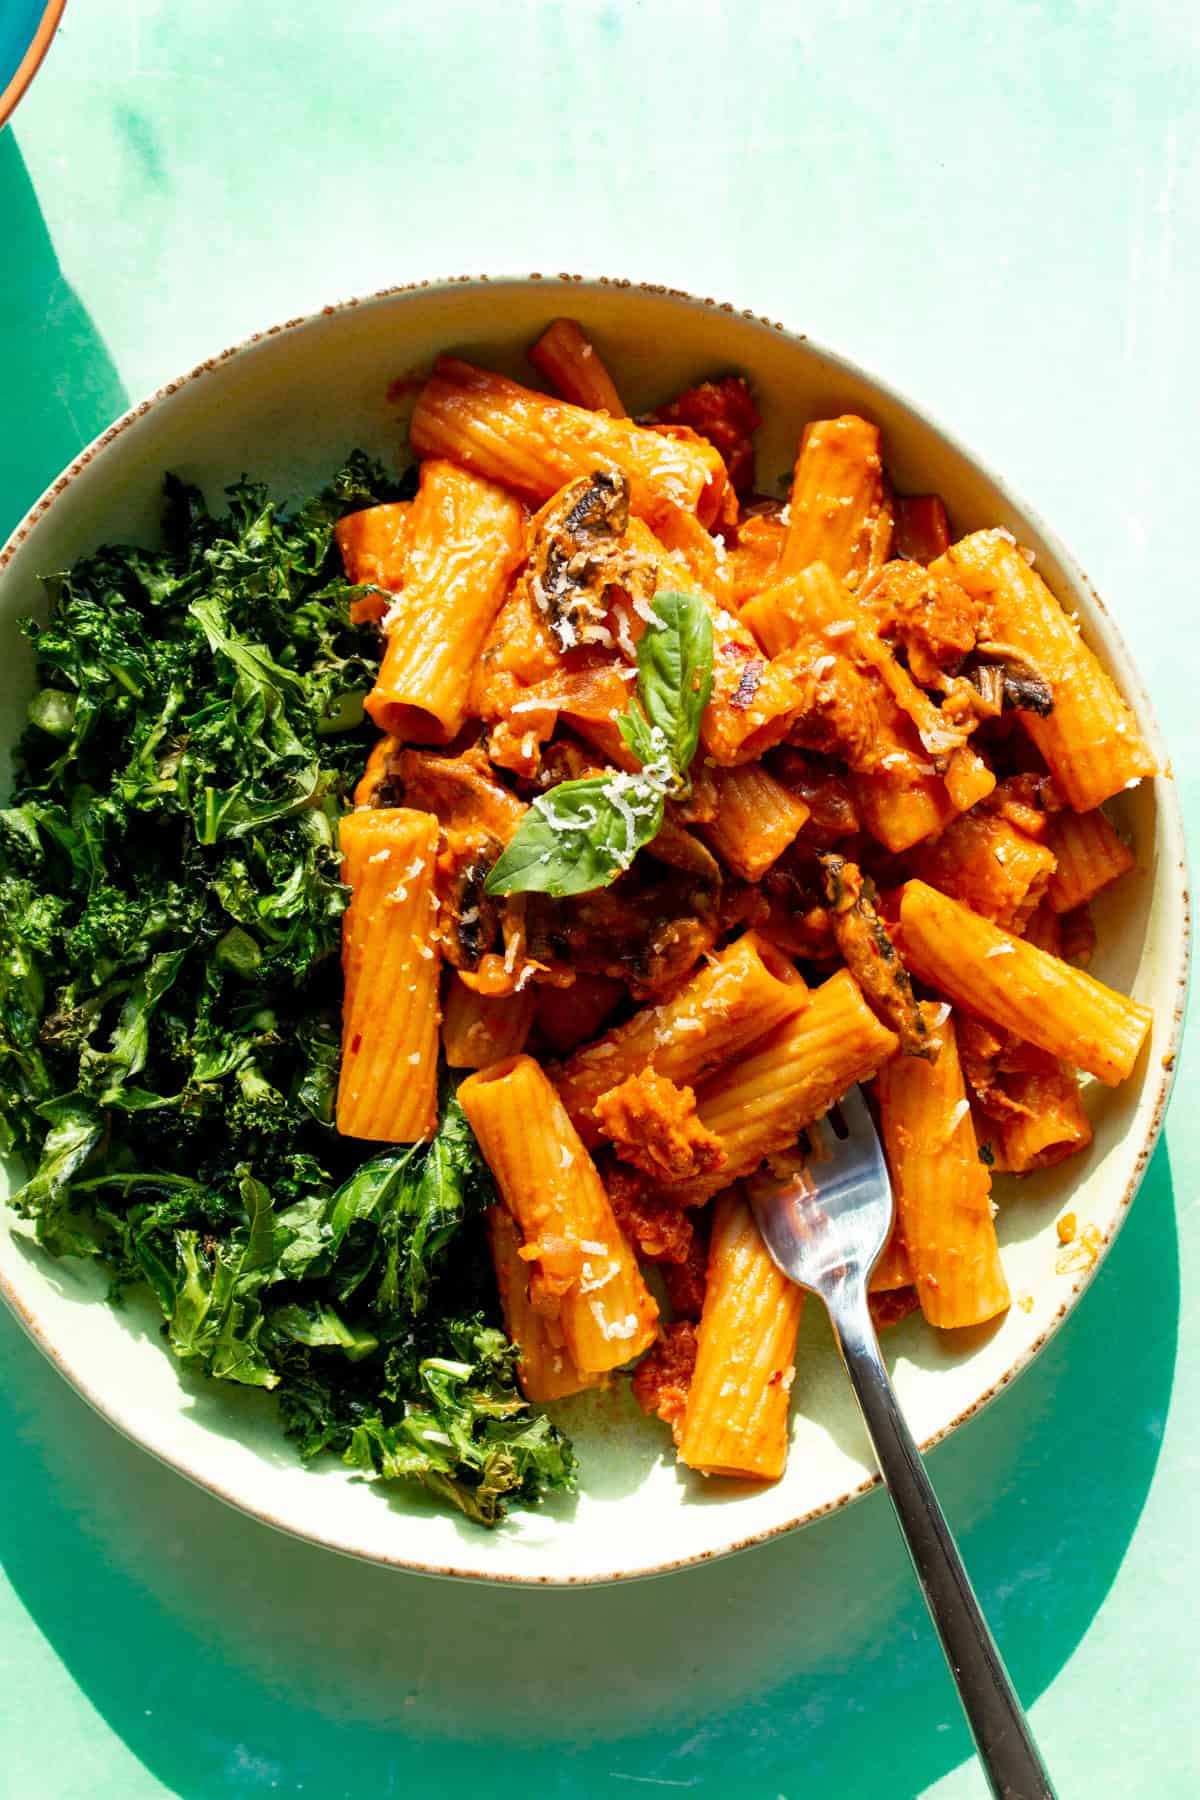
[0,129,128,532]
[0,1136,1179,1799]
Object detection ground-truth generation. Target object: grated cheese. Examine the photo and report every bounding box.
[984,941,1015,958]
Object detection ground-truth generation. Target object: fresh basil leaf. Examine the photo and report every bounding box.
[634,589,713,780]
[484,775,665,898]
[616,704,660,770]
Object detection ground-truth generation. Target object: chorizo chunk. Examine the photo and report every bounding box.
[594,1067,727,1183]
[631,1322,698,1441]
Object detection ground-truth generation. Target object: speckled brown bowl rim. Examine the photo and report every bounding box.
[0,0,67,129]
[0,275,1190,1585]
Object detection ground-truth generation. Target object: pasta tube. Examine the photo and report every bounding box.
[875,1008,1010,1328]
[411,358,729,528]
[892,493,951,565]
[457,1056,658,1373]
[672,970,900,1205]
[335,501,411,623]
[364,459,524,743]
[442,976,537,1069]
[485,1208,600,1401]
[906,809,1057,930]
[742,563,995,852]
[1044,807,1135,914]
[528,318,626,415]
[898,881,1152,1087]
[702,763,811,881]
[779,415,891,587]
[336,808,441,1143]
[676,1189,805,1480]
[933,531,1155,809]
[998,1054,1093,1173]
[556,932,810,1143]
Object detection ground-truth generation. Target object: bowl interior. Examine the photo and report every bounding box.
[0,278,1187,1583]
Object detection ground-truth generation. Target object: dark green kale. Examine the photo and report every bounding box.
[0,459,574,1525]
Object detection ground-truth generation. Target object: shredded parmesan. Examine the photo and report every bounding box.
[811,654,836,678]
[778,503,791,526]
[418,944,434,960]
[407,1052,422,1066]
[945,1098,970,1136]
[984,941,1015,958]
[589,1303,639,1340]
[368,849,391,865]
[612,604,637,660]
[929,1002,952,1027]
[824,619,855,639]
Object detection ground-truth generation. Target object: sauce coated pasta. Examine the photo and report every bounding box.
[336,322,1154,1484]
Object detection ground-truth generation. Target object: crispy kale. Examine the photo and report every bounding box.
[0,461,574,1525]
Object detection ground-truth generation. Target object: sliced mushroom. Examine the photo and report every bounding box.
[527,469,657,652]
[820,854,932,1058]
[972,640,1055,718]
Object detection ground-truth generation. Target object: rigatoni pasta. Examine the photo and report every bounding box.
[457,1056,659,1373]
[486,1208,601,1401]
[410,358,729,528]
[332,322,1158,1500]
[336,807,441,1143]
[677,1189,806,1480]
[876,1008,1010,1329]
[1044,806,1135,914]
[933,530,1156,810]
[363,459,524,743]
[442,975,537,1069]
[555,932,810,1144]
[899,880,1151,1086]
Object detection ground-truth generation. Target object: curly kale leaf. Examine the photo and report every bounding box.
[0,455,574,1527]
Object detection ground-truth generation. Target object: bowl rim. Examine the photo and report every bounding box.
[0,0,67,129]
[0,273,1190,1585]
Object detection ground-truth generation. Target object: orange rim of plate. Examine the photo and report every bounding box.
[0,0,68,129]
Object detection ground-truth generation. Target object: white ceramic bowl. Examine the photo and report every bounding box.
[0,278,1188,1584]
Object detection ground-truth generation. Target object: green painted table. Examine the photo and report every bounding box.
[2,4,1197,1795]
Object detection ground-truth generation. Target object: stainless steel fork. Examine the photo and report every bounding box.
[745,1085,1056,1800]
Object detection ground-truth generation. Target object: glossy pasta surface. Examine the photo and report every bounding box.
[336,322,1155,1492]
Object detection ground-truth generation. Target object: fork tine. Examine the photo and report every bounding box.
[835,1083,877,1143]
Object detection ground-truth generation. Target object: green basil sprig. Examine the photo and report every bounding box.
[485,590,713,899]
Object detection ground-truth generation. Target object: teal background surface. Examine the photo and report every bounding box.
[1,3,1197,1795]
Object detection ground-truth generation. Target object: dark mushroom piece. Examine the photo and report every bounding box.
[820,854,932,1059]
[527,468,657,652]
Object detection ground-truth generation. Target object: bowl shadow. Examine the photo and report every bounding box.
[0,1136,1179,1799]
